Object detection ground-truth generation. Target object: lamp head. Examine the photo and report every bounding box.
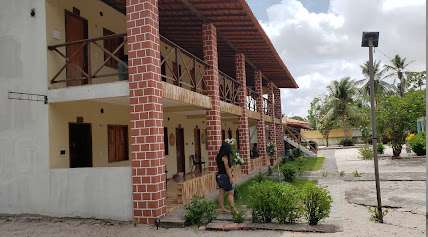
[361,32,379,47]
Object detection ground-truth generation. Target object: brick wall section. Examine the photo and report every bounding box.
[127,0,166,224]
[254,70,267,166]
[202,23,221,172]
[274,87,285,158]
[267,82,277,162]
[235,53,250,174]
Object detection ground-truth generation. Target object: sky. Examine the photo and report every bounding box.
[247,0,426,118]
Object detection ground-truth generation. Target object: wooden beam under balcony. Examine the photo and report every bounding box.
[246,109,261,120]
[162,82,211,109]
[220,101,241,116]
[164,106,206,113]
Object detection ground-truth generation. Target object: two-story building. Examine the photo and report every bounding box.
[0,0,298,224]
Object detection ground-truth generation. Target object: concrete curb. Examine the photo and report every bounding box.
[206,221,343,233]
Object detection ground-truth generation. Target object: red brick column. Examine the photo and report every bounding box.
[254,70,267,166]
[274,87,284,160]
[235,53,250,174]
[127,0,165,224]
[203,23,221,172]
[267,82,277,163]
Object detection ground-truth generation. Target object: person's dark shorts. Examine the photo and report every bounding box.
[216,173,233,192]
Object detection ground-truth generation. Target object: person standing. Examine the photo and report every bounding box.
[215,143,236,213]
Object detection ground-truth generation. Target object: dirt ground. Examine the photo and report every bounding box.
[0,148,425,237]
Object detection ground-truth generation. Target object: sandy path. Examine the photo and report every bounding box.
[0,148,425,237]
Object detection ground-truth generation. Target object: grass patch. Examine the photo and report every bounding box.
[279,157,325,172]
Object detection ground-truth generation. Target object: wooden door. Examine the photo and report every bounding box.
[69,123,92,168]
[108,125,129,162]
[65,10,88,86]
[176,127,185,174]
[194,128,202,171]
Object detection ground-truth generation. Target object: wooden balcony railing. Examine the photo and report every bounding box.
[219,71,241,105]
[246,88,258,112]
[48,34,208,95]
[160,35,207,94]
[48,33,128,85]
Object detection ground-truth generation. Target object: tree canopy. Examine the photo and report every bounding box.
[306,53,425,154]
[377,90,425,156]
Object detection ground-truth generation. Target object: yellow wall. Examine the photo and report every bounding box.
[163,112,239,178]
[46,0,126,88]
[49,101,242,173]
[49,101,129,168]
[302,128,354,139]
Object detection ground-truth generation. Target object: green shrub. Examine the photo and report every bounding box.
[232,206,245,223]
[184,197,217,226]
[248,180,277,223]
[280,164,297,182]
[358,145,373,160]
[281,155,288,164]
[377,143,385,154]
[267,166,273,176]
[339,138,354,146]
[273,183,303,224]
[369,207,389,223]
[255,172,265,182]
[301,183,333,225]
[409,133,426,156]
[290,148,303,160]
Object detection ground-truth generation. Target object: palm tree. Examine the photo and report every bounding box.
[323,77,360,138]
[406,71,426,91]
[384,54,412,97]
[357,60,395,103]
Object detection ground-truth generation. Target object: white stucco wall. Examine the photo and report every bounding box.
[0,0,132,221]
[0,0,51,217]
[48,167,132,220]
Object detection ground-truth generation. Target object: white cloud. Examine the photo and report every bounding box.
[259,0,426,117]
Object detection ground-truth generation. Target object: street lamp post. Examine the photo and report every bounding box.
[361,32,383,223]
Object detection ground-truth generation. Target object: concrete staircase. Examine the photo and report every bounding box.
[284,135,317,157]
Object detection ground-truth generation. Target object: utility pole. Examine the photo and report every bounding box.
[362,32,383,223]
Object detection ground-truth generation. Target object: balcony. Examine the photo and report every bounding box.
[160,35,207,95]
[48,33,128,86]
[48,34,208,95]
[47,33,267,113]
[219,71,241,106]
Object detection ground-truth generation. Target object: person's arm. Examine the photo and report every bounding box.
[222,156,233,182]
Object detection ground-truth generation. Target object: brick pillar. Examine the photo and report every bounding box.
[203,23,221,172]
[254,70,267,166]
[127,0,165,224]
[268,82,277,163]
[274,87,284,160]
[236,53,250,174]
